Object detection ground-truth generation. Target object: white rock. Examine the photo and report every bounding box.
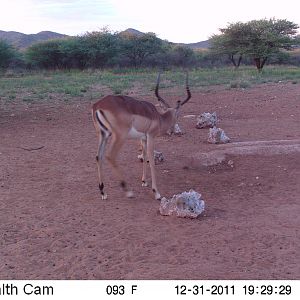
[159,189,205,218]
[173,123,184,135]
[196,112,217,129]
[168,123,184,135]
[208,126,230,144]
[227,160,234,168]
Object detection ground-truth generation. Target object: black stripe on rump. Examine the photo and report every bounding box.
[95,110,109,132]
[100,110,110,125]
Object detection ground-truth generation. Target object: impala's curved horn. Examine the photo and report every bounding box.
[177,72,191,108]
[155,73,170,109]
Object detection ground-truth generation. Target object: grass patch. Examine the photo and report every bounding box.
[1,66,300,102]
[229,79,251,89]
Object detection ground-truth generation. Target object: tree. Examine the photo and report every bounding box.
[25,29,120,69]
[244,19,299,71]
[210,22,247,68]
[26,40,64,69]
[0,39,17,69]
[121,33,164,67]
[168,45,196,67]
[81,30,120,68]
[59,37,89,69]
[210,19,299,71]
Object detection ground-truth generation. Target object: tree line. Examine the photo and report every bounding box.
[1,19,299,72]
[0,31,207,70]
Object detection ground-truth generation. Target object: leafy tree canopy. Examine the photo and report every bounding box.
[210,18,299,70]
[0,39,18,69]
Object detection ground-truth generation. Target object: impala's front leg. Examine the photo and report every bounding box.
[141,138,148,187]
[106,133,134,198]
[146,135,161,200]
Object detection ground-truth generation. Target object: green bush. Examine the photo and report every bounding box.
[0,39,19,69]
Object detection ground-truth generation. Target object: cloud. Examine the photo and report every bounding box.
[0,0,299,42]
[35,0,115,19]
[0,0,117,35]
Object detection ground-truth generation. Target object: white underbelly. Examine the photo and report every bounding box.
[128,127,146,139]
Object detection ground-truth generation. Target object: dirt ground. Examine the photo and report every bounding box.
[0,82,299,280]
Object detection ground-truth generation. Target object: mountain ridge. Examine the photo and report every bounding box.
[0,28,210,49]
[0,30,68,49]
[119,28,210,48]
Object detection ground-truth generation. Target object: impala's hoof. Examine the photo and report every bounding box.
[153,189,161,201]
[98,183,107,200]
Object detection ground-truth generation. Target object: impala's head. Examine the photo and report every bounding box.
[155,72,191,133]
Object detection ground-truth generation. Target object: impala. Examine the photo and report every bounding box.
[92,73,191,200]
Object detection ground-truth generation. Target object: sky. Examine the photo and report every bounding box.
[0,0,300,43]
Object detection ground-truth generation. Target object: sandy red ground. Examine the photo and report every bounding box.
[0,82,299,279]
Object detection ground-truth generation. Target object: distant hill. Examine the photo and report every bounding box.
[184,40,210,49]
[173,40,210,49]
[0,30,69,49]
[119,28,145,37]
[119,28,210,49]
[0,28,209,50]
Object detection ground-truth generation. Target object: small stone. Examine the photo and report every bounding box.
[227,160,234,168]
[173,123,184,135]
[154,150,164,164]
[168,123,184,135]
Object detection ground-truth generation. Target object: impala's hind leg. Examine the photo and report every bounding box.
[94,109,111,200]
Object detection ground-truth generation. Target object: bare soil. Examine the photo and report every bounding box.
[1,82,299,279]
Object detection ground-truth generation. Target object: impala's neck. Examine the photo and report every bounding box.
[159,109,177,136]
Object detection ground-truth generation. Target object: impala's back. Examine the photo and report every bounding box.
[92,95,162,138]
